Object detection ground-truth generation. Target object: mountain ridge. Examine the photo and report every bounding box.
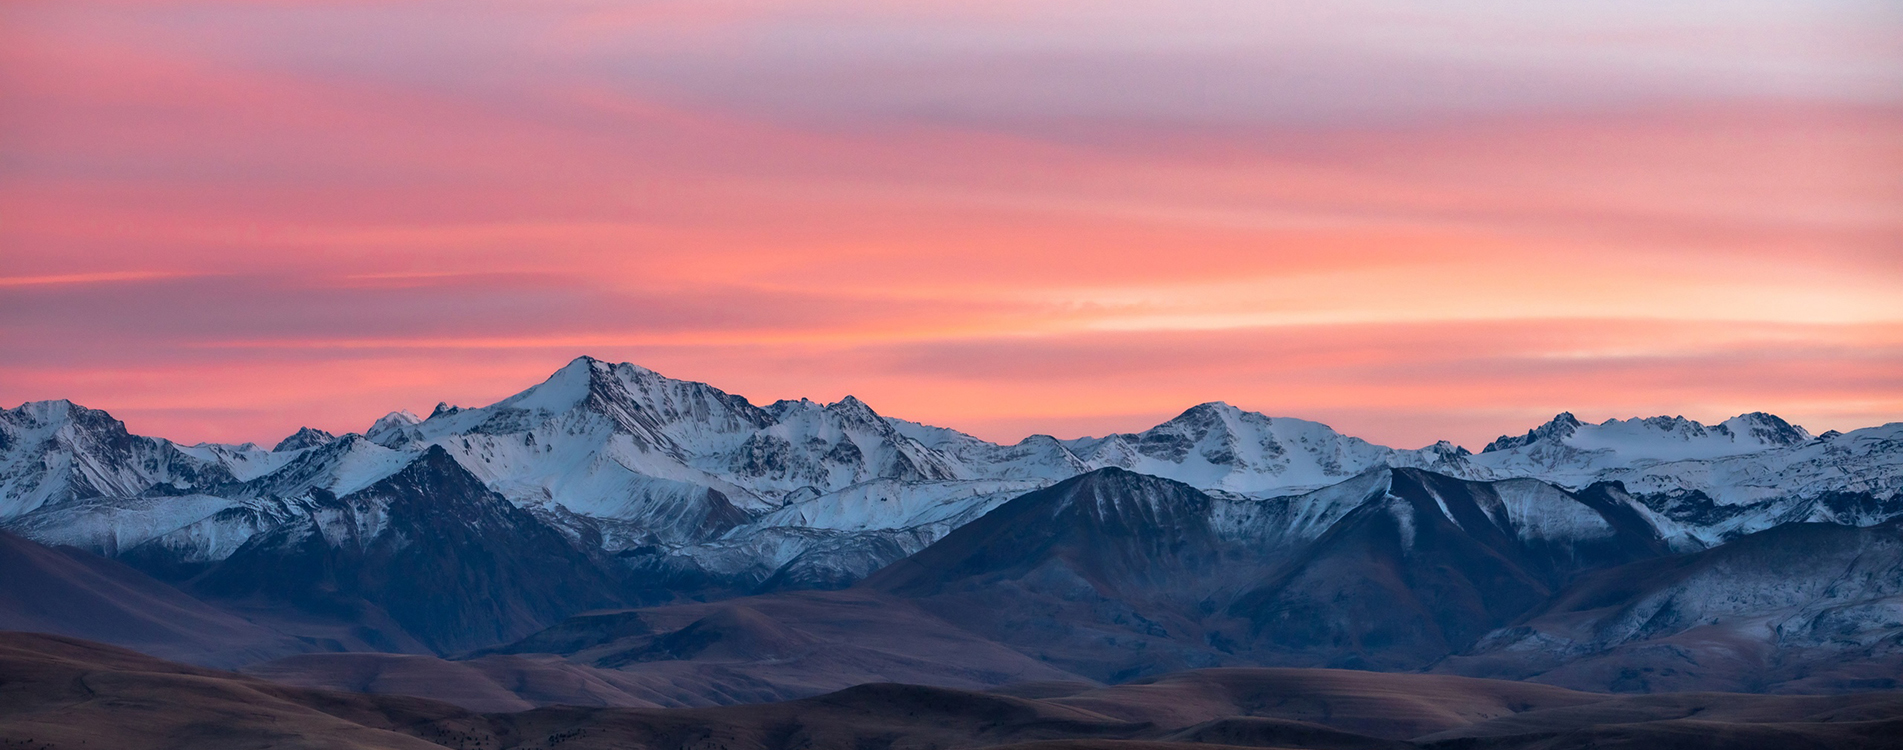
[6,357,1899,605]
[2,356,1899,678]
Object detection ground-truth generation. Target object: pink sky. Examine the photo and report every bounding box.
[3,0,1900,449]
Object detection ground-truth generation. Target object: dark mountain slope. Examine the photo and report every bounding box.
[1227,469,1670,670]
[866,467,1231,597]
[1438,519,1903,693]
[860,467,1671,679]
[862,468,1264,681]
[0,530,307,667]
[188,446,625,655]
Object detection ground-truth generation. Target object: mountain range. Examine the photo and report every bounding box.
[2,355,1901,712]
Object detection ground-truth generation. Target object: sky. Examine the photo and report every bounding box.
[2,0,1900,450]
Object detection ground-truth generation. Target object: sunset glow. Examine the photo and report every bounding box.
[3,0,1900,448]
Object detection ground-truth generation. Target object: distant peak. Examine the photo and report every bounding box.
[1151,402,1249,435]
[7,398,79,420]
[3,399,125,434]
[1482,412,1582,453]
[562,355,665,380]
[1423,439,1472,458]
[826,395,880,420]
[1721,411,1810,445]
[11,398,76,411]
[428,401,461,419]
[1176,401,1241,419]
[365,409,424,448]
[272,426,336,453]
[371,410,422,428]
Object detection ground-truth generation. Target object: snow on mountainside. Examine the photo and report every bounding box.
[860,466,1674,679]
[0,400,239,518]
[1061,401,1481,493]
[1439,519,1903,693]
[1476,411,1813,484]
[272,427,336,453]
[2,357,1900,595]
[1476,412,1903,546]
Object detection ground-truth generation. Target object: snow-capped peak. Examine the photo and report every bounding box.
[1482,412,1583,453]
[1484,412,1807,461]
[1470,411,1818,488]
[1717,412,1811,446]
[7,399,94,431]
[823,395,884,426]
[370,409,421,430]
[487,355,602,415]
[366,409,424,448]
[1059,401,1441,494]
[272,427,336,453]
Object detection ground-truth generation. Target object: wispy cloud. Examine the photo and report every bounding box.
[0,271,199,287]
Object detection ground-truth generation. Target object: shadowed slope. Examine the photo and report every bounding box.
[0,530,306,667]
[860,467,1671,679]
[865,467,1226,598]
[1439,519,1903,693]
[1224,468,1671,669]
[861,468,1259,681]
[0,632,470,750]
[189,446,624,654]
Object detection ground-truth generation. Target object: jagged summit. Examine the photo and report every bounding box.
[825,395,882,423]
[271,427,335,453]
[1484,411,1808,456]
[365,409,423,447]
[1722,411,1811,445]
[5,399,124,435]
[1,399,238,517]
[1483,412,1583,453]
[1058,400,1465,494]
